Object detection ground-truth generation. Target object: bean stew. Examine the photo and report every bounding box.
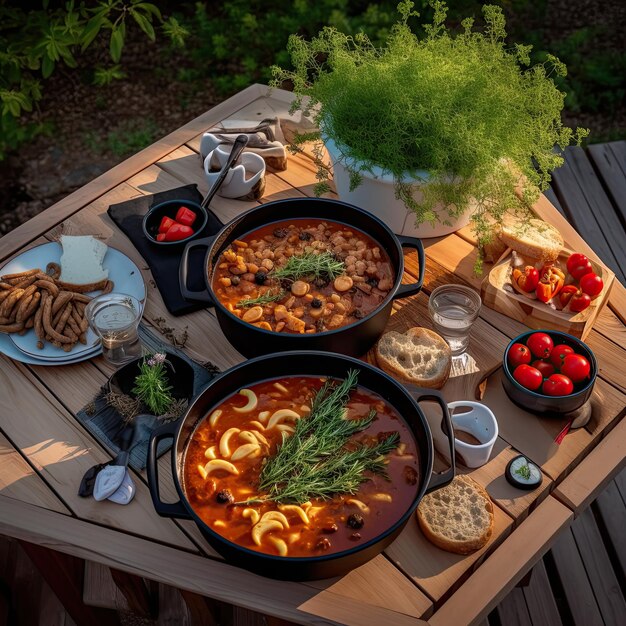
[211,219,395,333]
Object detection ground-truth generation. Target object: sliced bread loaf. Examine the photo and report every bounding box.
[59,235,109,286]
[498,218,563,262]
[375,327,451,389]
[417,474,494,555]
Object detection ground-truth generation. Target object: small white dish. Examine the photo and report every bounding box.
[448,400,498,468]
[203,144,266,199]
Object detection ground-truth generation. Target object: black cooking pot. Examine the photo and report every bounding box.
[147,351,455,581]
[179,197,424,358]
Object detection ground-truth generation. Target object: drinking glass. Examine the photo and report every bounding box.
[428,285,482,355]
[85,293,143,366]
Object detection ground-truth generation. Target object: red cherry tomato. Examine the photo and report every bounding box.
[549,344,574,369]
[532,360,555,378]
[513,364,544,391]
[559,286,591,312]
[567,253,593,280]
[526,332,554,359]
[508,343,532,368]
[158,216,175,234]
[175,206,197,227]
[163,223,194,241]
[579,273,603,299]
[542,374,574,396]
[561,354,591,383]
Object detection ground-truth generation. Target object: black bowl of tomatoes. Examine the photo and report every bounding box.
[502,330,597,415]
[143,200,208,248]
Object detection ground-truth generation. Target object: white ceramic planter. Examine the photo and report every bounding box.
[325,137,472,238]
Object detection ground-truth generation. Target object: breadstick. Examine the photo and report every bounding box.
[54,302,73,334]
[46,262,61,279]
[34,280,59,297]
[70,293,91,304]
[25,316,35,329]
[14,285,37,319]
[66,314,83,339]
[18,291,41,323]
[0,288,24,318]
[0,282,11,290]
[13,276,37,289]
[52,290,73,316]
[42,291,72,343]
[0,322,25,333]
[0,316,11,324]
[34,297,45,340]
[62,341,77,353]
[1,268,39,281]
[0,289,13,304]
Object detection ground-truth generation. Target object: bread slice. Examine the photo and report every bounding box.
[417,475,494,554]
[375,327,451,389]
[59,235,109,285]
[498,218,563,262]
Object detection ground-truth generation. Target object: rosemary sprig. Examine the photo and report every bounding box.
[131,353,174,416]
[255,369,399,504]
[237,289,285,308]
[271,251,345,282]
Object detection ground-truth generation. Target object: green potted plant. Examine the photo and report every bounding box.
[271,1,587,260]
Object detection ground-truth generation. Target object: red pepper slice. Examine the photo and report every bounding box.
[512,266,539,292]
[163,223,194,242]
[559,285,590,312]
[536,265,565,303]
[156,233,167,242]
[175,206,197,227]
[158,216,176,234]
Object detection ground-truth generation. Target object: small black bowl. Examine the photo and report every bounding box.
[502,330,597,415]
[108,352,195,404]
[142,199,208,248]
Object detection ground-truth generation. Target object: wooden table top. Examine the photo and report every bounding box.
[0,85,624,626]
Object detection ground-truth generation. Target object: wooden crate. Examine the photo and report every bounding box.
[481,249,615,340]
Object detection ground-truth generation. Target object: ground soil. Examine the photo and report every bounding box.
[0,0,624,237]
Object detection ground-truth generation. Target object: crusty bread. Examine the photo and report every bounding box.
[375,327,451,389]
[498,218,563,262]
[417,475,494,555]
[59,235,109,285]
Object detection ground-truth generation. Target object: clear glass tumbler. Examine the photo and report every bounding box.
[85,293,143,366]
[428,285,482,355]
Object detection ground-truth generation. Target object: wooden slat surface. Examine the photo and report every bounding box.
[0,85,624,626]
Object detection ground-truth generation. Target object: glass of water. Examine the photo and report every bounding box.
[428,285,482,356]
[85,293,143,366]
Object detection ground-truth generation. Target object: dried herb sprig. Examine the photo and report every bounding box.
[237,289,285,308]
[251,369,399,504]
[514,460,532,480]
[271,251,345,282]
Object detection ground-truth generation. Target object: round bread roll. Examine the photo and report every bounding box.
[375,327,451,389]
[498,218,563,262]
[417,475,494,555]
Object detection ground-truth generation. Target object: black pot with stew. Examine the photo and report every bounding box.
[147,351,455,581]
[179,198,424,357]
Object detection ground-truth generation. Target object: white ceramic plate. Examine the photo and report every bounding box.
[1,242,146,364]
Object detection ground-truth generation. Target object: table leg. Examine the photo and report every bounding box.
[110,567,155,618]
[18,540,120,626]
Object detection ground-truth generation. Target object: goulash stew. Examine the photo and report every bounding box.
[211,219,395,333]
[183,372,419,557]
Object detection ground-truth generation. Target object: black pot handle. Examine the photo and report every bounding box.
[393,235,426,299]
[408,388,455,494]
[147,421,192,519]
[179,236,217,304]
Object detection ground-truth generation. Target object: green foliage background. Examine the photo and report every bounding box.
[0,0,624,161]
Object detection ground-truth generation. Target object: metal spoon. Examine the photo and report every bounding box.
[201,134,249,209]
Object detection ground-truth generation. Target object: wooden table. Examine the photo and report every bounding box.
[0,85,624,626]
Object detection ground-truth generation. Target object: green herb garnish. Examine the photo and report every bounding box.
[271,251,345,282]
[237,290,285,308]
[131,352,174,416]
[251,370,399,504]
[514,460,532,481]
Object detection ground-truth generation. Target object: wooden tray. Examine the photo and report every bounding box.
[481,249,615,340]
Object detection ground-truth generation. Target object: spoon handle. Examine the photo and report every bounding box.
[201,134,249,209]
